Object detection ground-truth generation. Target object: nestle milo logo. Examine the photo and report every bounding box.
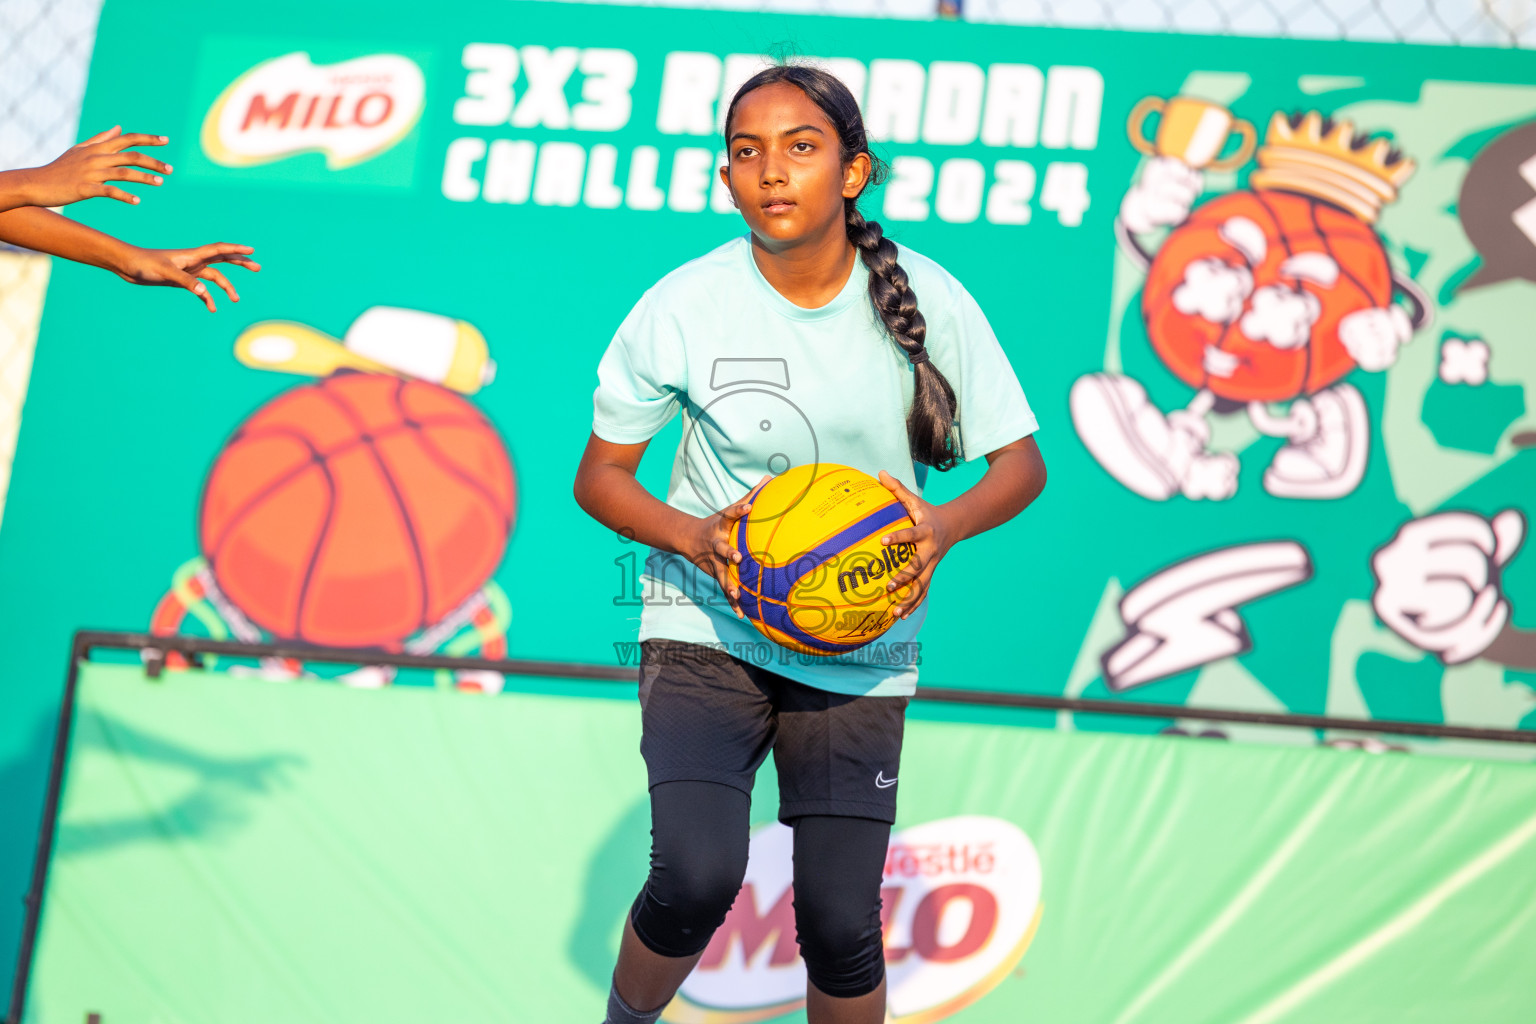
[837,543,917,594]
[668,816,1042,1023]
[201,51,424,170]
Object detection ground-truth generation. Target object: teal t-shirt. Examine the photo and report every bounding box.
[591,234,1038,696]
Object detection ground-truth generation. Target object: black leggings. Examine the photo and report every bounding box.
[629,780,890,999]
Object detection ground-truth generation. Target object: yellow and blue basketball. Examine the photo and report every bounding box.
[727,463,917,657]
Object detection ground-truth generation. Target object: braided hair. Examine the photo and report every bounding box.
[723,64,962,471]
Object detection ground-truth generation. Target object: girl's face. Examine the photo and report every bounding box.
[721,81,871,249]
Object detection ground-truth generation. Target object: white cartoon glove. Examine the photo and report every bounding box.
[1339,305,1413,372]
[1172,258,1253,324]
[1120,156,1203,233]
[1241,284,1321,350]
[1371,510,1526,664]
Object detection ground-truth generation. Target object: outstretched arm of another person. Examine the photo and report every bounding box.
[0,206,259,312]
[0,126,171,213]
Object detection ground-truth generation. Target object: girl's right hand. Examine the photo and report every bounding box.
[682,474,770,619]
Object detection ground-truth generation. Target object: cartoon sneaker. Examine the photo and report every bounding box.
[1070,373,1238,501]
[1262,383,1369,499]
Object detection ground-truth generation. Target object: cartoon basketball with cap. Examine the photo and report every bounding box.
[150,306,517,692]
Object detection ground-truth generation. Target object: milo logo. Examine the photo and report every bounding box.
[201,51,424,170]
[666,816,1042,1023]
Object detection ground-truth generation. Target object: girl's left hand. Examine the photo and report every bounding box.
[876,469,959,619]
[112,242,261,312]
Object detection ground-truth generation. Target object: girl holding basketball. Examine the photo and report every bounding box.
[573,65,1045,1024]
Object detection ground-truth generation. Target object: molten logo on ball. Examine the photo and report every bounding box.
[837,542,918,595]
[668,816,1042,1024]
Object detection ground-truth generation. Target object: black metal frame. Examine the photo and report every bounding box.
[10,628,1535,1021]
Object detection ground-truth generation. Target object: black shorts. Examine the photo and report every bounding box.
[637,638,908,824]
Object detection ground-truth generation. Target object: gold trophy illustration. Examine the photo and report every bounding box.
[1127,95,1257,170]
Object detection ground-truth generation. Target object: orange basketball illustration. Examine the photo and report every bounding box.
[198,372,516,647]
[1144,188,1392,403]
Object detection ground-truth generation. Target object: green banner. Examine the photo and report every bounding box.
[6,0,1536,980]
[19,661,1536,1022]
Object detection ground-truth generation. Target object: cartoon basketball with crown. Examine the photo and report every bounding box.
[1073,102,1430,500]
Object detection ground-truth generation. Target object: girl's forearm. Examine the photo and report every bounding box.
[937,441,1046,544]
[0,206,134,273]
[576,463,699,557]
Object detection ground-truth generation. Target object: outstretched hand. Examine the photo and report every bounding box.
[876,469,958,619]
[112,243,262,312]
[12,126,172,208]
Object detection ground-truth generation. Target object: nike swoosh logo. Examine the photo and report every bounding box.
[875,772,897,789]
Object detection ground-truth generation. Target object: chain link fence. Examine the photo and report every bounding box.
[2,0,1531,174]
[1,0,102,524]
[554,0,1536,43]
[0,0,1531,524]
